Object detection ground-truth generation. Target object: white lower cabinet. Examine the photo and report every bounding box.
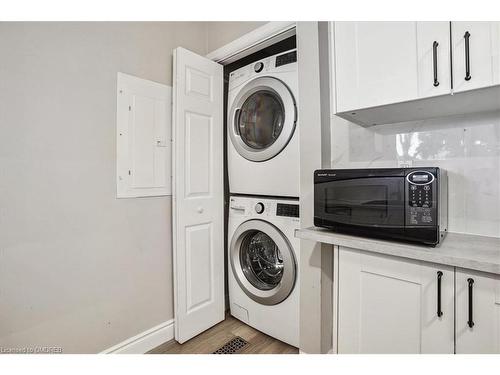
[455,268,500,353]
[337,247,500,354]
[337,247,454,353]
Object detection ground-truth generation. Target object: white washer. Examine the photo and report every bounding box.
[227,49,299,197]
[228,195,300,347]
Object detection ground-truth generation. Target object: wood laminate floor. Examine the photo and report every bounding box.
[148,314,298,354]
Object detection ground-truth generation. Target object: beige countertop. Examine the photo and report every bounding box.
[295,227,500,275]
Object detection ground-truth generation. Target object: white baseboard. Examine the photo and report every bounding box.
[101,319,174,354]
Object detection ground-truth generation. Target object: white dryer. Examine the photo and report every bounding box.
[228,195,300,347]
[227,49,299,197]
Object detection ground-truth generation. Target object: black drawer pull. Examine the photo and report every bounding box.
[464,31,472,81]
[433,41,440,87]
[467,278,474,328]
[437,271,443,317]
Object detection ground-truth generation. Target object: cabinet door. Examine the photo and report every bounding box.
[334,22,419,112]
[417,22,451,98]
[452,22,500,93]
[455,268,500,353]
[337,247,454,354]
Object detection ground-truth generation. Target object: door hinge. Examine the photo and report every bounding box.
[128,170,131,175]
[128,105,132,111]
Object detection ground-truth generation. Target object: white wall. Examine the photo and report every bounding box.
[205,21,268,53]
[331,111,500,238]
[0,22,208,353]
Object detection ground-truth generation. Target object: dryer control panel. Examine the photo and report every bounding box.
[228,48,298,91]
[275,51,297,67]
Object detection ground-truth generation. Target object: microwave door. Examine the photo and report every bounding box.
[318,177,405,228]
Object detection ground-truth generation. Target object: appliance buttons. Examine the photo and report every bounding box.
[255,202,265,214]
[276,203,300,218]
[254,62,264,73]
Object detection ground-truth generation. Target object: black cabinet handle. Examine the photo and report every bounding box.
[464,31,472,81]
[433,41,440,87]
[467,278,474,328]
[437,271,443,317]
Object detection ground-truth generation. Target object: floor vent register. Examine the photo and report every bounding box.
[212,336,248,354]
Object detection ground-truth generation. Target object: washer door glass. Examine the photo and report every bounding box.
[230,219,297,306]
[238,91,285,150]
[240,231,284,291]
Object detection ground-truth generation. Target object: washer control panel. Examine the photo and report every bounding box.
[405,170,437,226]
[276,203,299,218]
[255,202,265,214]
[229,197,300,221]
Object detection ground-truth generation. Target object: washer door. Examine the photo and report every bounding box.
[230,219,297,305]
[229,77,297,162]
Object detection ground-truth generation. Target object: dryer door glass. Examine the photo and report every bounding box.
[229,76,296,162]
[240,230,284,291]
[238,91,285,150]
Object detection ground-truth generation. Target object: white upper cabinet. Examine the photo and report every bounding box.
[452,22,500,93]
[455,268,500,354]
[337,247,454,354]
[417,22,452,98]
[332,22,500,126]
[334,22,451,113]
[334,22,419,112]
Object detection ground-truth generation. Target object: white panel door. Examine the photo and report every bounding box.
[116,73,171,198]
[172,47,224,343]
[417,22,451,98]
[455,268,500,353]
[334,22,419,112]
[452,22,500,93]
[337,247,454,354]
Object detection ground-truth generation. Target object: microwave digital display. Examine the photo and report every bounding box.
[412,174,429,182]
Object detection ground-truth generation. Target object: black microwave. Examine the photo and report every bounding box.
[314,168,448,246]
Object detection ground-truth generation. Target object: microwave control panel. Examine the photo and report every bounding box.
[409,183,432,208]
[405,170,437,226]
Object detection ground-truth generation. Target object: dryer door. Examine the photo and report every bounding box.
[229,77,297,162]
[230,219,297,305]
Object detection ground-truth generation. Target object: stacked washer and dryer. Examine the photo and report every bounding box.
[227,49,300,347]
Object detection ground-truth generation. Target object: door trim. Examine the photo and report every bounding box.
[206,22,296,65]
[230,219,297,306]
